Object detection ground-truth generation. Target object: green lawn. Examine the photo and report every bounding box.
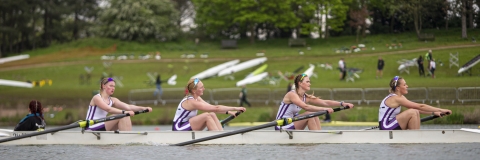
[1,28,479,125]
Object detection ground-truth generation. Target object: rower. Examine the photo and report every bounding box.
[172,78,246,131]
[378,76,452,130]
[275,74,354,130]
[14,100,46,131]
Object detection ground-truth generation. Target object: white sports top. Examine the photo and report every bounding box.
[378,94,401,122]
[86,94,113,129]
[276,91,306,119]
[173,96,198,123]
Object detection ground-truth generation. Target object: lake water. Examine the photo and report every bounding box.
[1,125,479,160]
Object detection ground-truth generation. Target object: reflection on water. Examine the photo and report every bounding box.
[1,143,480,160]
[1,125,479,160]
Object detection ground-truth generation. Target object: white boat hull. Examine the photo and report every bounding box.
[236,72,268,87]
[303,64,315,77]
[218,57,267,76]
[1,129,479,145]
[0,79,33,88]
[191,59,240,80]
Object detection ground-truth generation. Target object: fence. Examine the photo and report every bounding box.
[457,87,480,103]
[128,87,480,105]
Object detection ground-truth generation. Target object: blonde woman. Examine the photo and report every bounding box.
[275,74,354,130]
[172,78,246,131]
[85,78,152,131]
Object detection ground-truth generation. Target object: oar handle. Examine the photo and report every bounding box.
[131,109,150,116]
[420,113,449,122]
[333,105,351,112]
[220,111,243,126]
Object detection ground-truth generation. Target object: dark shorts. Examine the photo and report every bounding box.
[377,67,384,70]
[430,68,435,74]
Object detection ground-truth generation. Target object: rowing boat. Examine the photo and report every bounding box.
[1,129,479,145]
[228,121,379,127]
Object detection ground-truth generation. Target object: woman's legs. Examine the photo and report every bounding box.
[105,116,132,131]
[396,109,420,130]
[294,112,321,130]
[189,112,223,131]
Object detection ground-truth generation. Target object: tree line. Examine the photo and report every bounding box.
[0,0,476,57]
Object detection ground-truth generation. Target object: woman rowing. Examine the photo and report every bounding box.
[172,78,246,131]
[378,76,452,130]
[275,74,354,130]
[85,77,152,131]
[14,100,46,131]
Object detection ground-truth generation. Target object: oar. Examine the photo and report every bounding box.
[0,109,150,143]
[220,111,243,126]
[172,106,351,146]
[363,113,448,130]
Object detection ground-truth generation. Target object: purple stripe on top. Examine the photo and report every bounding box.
[90,106,97,120]
[86,106,93,119]
[380,107,392,122]
[179,110,191,124]
[278,103,290,119]
[276,103,287,119]
[86,106,90,119]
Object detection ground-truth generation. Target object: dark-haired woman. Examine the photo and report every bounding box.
[378,76,451,130]
[172,78,246,131]
[85,77,152,131]
[275,74,354,130]
[14,100,46,131]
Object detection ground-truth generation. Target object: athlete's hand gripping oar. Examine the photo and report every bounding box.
[172,106,350,146]
[220,111,243,126]
[362,113,449,130]
[0,109,150,144]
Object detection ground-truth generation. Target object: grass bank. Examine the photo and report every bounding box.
[0,28,479,125]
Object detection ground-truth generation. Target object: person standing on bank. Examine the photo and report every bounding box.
[153,75,163,97]
[430,59,436,78]
[417,55,425,77]
[376,56,385,79]
[86,78,152,131]
[338,58,346,80]
[173,78,246,131]
[14,100,46,131]
[239,85,251,107]
[425,50,433,76]
[275,74,354,130]
[378,76,451,130]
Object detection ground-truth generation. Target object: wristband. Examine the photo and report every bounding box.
[340,101,344,107]
[226,111,228,115]
[122,110,125,114]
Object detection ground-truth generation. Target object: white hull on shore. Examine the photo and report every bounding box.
[1,129,479,145]
[191,59,240,80]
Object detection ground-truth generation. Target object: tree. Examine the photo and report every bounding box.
[291,0,350,39]
[96,0,180,42]
[194,0,302,43]
[452,0,468,39]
